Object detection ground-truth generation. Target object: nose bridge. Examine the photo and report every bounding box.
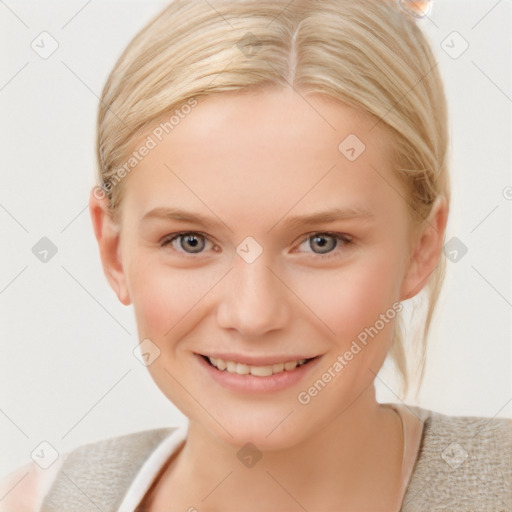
[216,246,289,336]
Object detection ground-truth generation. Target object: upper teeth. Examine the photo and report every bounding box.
[208,357,308,377]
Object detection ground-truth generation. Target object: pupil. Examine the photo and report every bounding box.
[312,234,335,254]
[183,234,203,253]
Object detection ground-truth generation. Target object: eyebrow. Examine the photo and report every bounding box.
[141,206,374,231]
[141,207,226,228]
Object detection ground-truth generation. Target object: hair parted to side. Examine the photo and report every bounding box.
[96,0,451,399]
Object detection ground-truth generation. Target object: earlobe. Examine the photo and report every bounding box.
[399,196,449,301]
[88,188,132,305]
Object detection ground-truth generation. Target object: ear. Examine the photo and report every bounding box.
[89,188,131,305]
[399,196,449,301]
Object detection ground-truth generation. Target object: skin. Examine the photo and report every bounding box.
[90,86,448,511]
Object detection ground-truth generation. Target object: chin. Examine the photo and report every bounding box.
[211,419,308,453]
[194,402,318,453]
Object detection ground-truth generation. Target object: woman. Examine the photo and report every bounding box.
[1,0,510,510]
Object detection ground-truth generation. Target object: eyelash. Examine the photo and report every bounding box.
[159,231,353,261]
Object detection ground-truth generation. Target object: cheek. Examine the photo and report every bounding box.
[300,248,403,344]
[127,259,191,338]
[127,257,223,342]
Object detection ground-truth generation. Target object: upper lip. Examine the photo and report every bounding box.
[197,352,320,366]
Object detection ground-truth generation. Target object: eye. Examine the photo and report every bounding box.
[160,231,216,255]
[159,231,352,260]
[295,232,353,260]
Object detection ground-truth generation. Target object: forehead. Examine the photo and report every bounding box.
[156,88,390,163]
[122,87,402,224]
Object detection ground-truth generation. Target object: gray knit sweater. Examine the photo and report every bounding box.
[40,407,512,511]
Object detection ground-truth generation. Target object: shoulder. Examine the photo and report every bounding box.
[0,456,66,512]
[43,427,178,512]
[0,427,177,512]
[53,426,177,467]
[402,406,512,511]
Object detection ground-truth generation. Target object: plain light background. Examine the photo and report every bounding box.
[0,0,511,478]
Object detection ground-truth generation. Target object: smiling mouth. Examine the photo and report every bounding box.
[200,355,318,377]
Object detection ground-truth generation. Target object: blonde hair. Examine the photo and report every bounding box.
[96,0,451,398]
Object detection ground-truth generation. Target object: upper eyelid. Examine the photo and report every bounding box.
[296,232,351,246]
[294,232,352,252]
[161,231,217,248]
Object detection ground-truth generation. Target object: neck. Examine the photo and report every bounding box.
[154,386,404,511]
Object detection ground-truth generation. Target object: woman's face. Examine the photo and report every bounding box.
[102,88,424,449]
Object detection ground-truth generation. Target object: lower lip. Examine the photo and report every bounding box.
[196,354,321,393]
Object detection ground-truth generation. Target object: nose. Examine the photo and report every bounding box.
[216,251,290,338]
